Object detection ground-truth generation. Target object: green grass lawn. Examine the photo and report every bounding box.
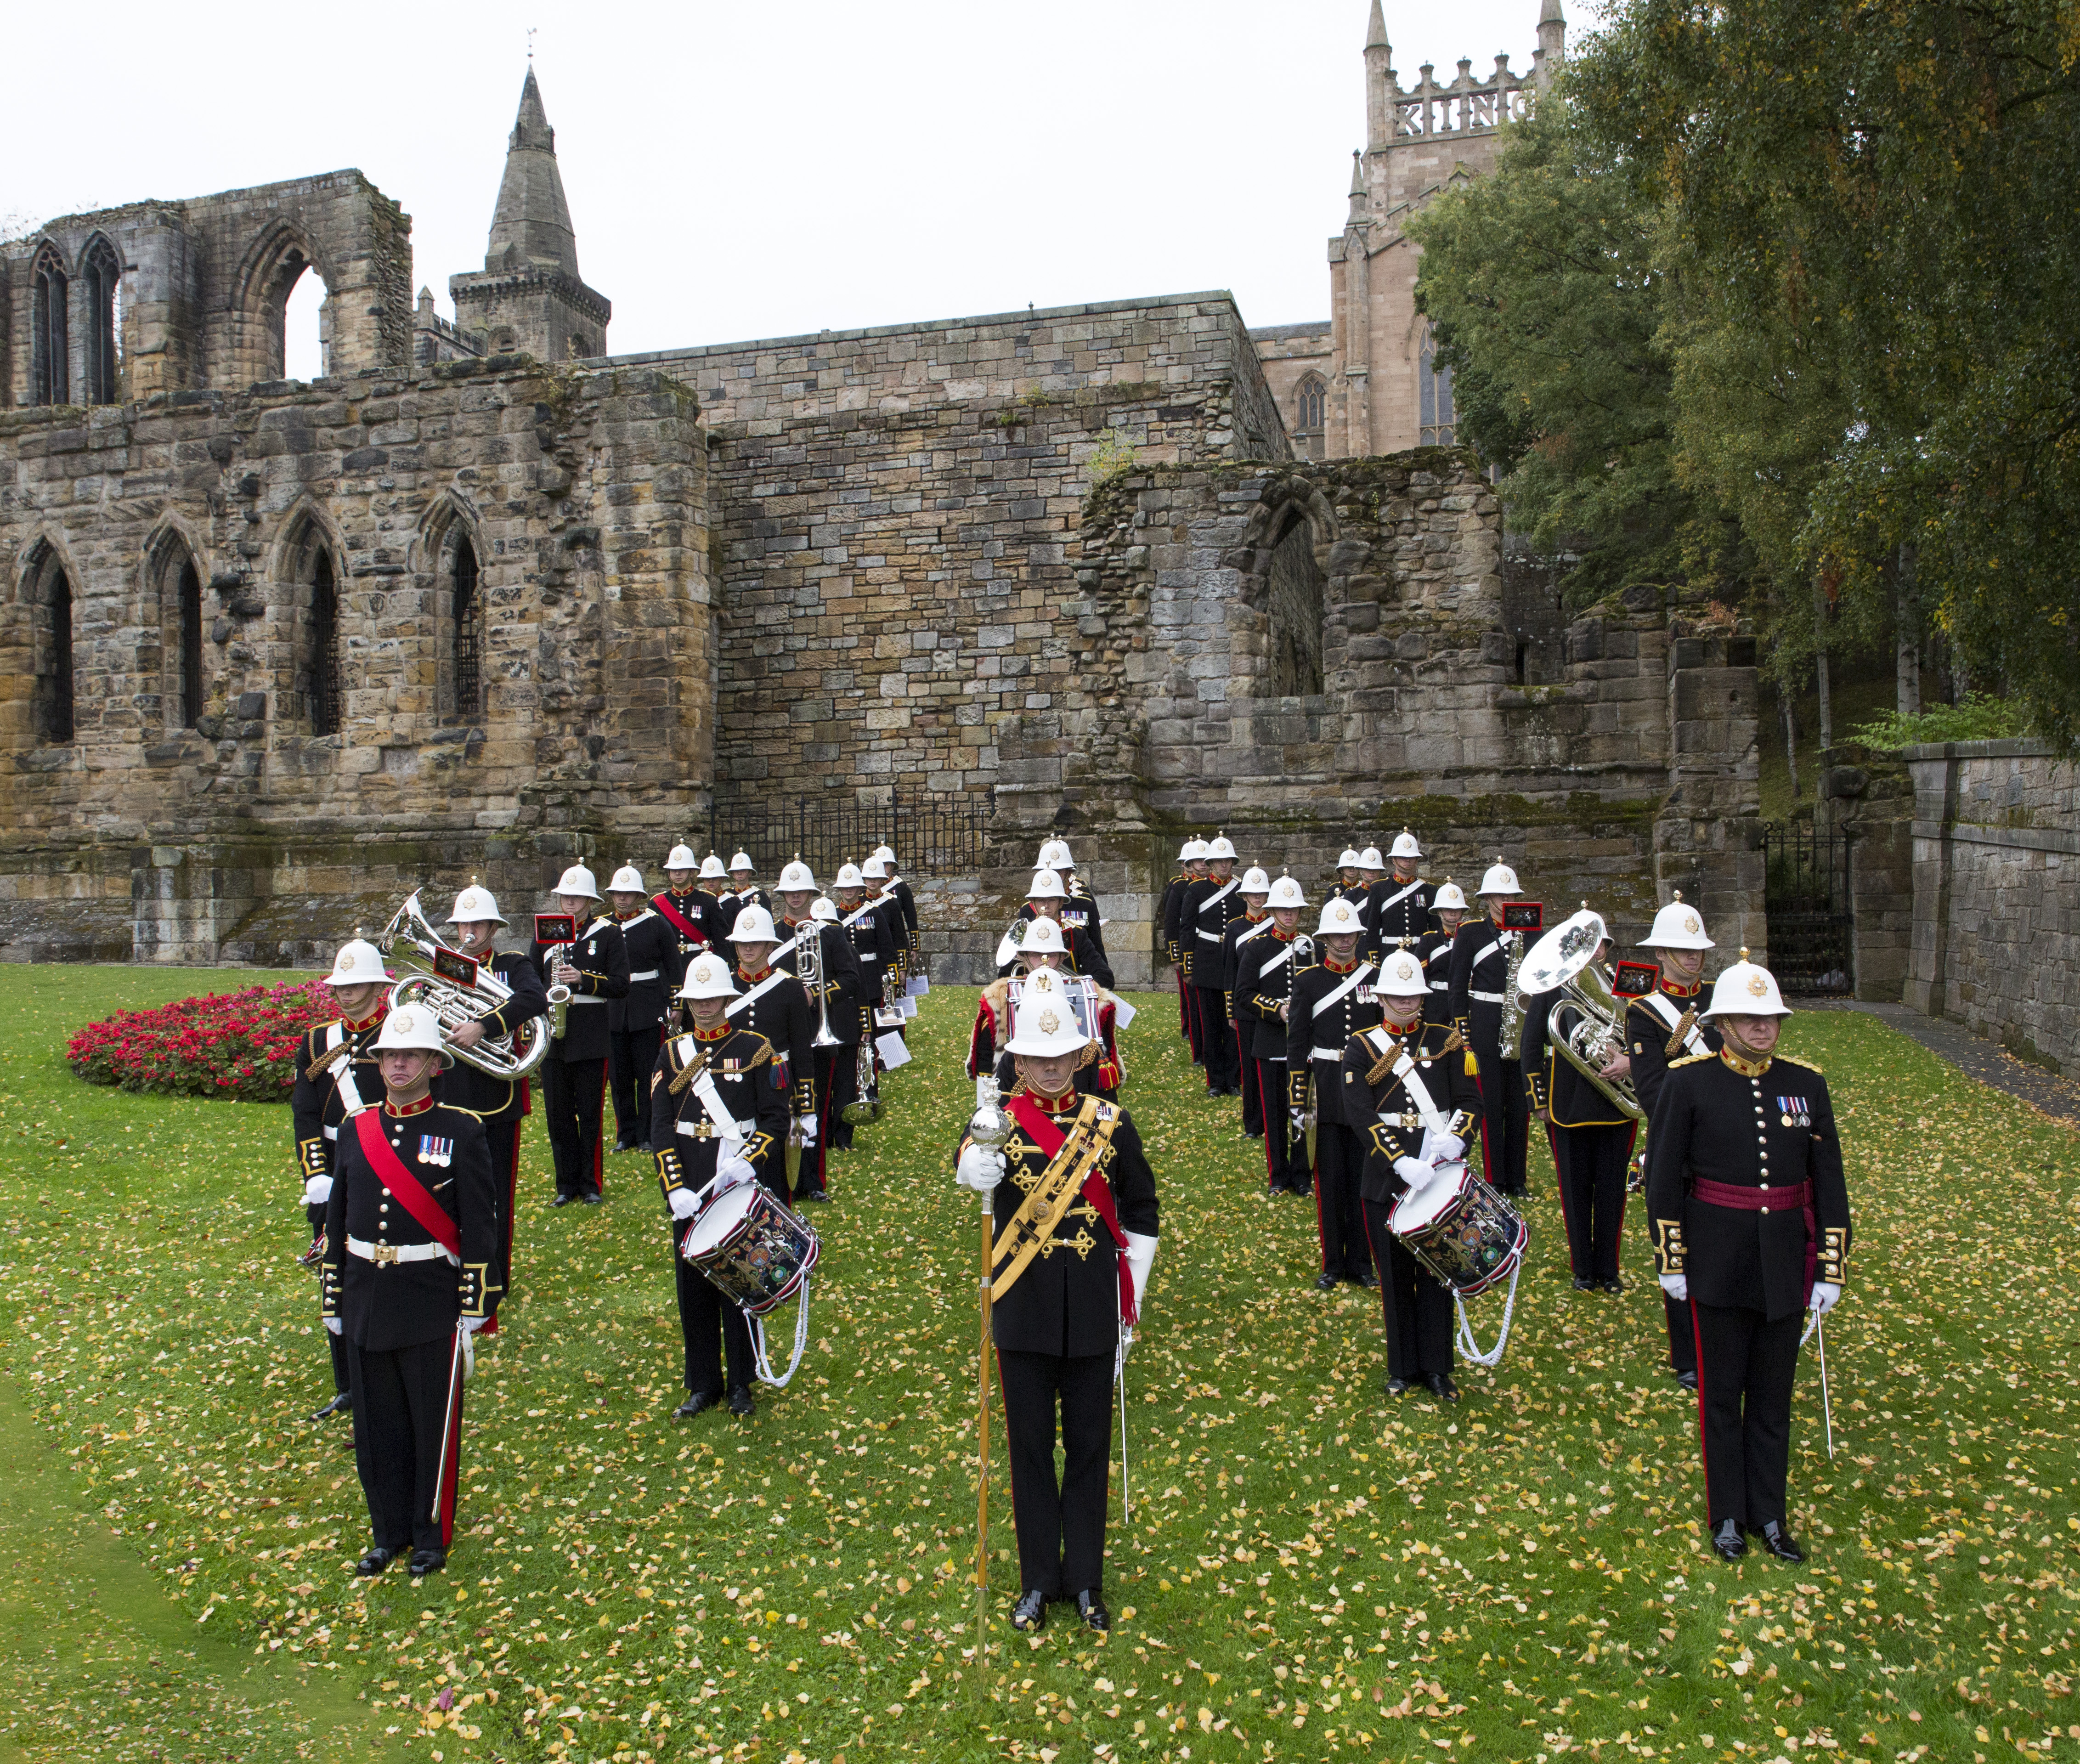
[3,967,2077,1764]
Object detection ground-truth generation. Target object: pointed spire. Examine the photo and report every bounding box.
[484,67,582,279]
[1366,0,1389,50]
[1348,151,1369,224]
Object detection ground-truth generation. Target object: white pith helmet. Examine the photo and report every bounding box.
[1027,868,1068,901]
[1476,857,1521,897]
[1316,896,1364,938]
[1037,838,1074,871]
[554,863,601,901]
[324,939,388,986]
[728,851,755,874]
[664,844,698,871]
[446,884,506,926]
[607,864,646,895]
[1005,967,1091,1057]
[1358,846,1385,871]
[698,854,729,881]
[1266,874,1307,909]
[1433,878,1470,912]
[1177,839,1200,861]
[809,896,839,922]
[727,904,779,944]
[1378,948,1427,994]
[871,844,896,866]
[1389,828,1422,860]
[776,858,816,893]
[678,951,738,1000]
[1240,866,1271,894]
[1644,892,1714,951]
[1206,833,1238,861]
[861,855,889,880]
[833,862,866,890]
[1337,848,1362,869]
[1183,838,1210,862]
[1706,949,1792,1018]
[374,1001,448,1059]
[1018,915,1067,956]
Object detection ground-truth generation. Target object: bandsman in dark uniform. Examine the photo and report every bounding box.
[723,852,771,928]
[1649,954,1849,1563]
[1220,867,1275,1137]
[1037,838,1108,972]
[438,885,549,1332]
[719,904,819,1204]
[650,951,790,1419]
[1181,834,1247,1096]
[968,918,1127,1102]
[653,843,727,973]
[771,861,860,1202]
[606,865,678,1155]
[1327,847,1367,911]
[867,845,921,989]
[1341,947,1481,1400]
[1624,895,1720,1390]
[831,865,897,1146]
[955,967,1159,1634]
[1448,859,1532,1197]
[1522,908,1636,1293]
[322,1002,499,1579]
[1365,829,1435,957]
[1236,875,1312,1196]
[1003,869,1114,989]
[531,864,629,1206]
[861,854,913,1002]
[809,895,869,1148]
[1414,880,1470,1027]
[1159,839,1205,1052]
[1286,894,1383,1290]
[292,937,391,1421]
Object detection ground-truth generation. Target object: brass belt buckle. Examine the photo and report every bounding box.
[371,1243,399,1266]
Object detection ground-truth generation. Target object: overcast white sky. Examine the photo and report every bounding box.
[4,0,1596,379]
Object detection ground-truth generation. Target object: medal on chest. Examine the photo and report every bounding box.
[1775,1094,1811,1127]
[418,1135,454,1167]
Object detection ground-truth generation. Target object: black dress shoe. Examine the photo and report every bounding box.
[1750,1521,1806,1563]
[353,1546,398,1577]
[550,1193,573,1208]
[1010,1588,1049,1631]
[1315,1271,1341,1291]
[673,1391,719,1420]
[1571,1276,1596,1291]
[310,1392,352,1422]
[1675,1369,1699,1392]
[1385,1376,1413,1396]
[581,1192,604,1205]
[1599,1276,1625,1295]
[1710,1519,1747,1561]
[1349,1267,1379,1289]
[1073,1589,1111,1632]
[407,1548,447,1579]
[728,1386,756,1417]
[612,1137,634,1154]
[1424,1372,1459,1402]
[796,1190,829,1204]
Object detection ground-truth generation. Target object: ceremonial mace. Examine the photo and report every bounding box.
[967,1075,1013,1677]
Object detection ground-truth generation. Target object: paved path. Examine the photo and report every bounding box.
[1805,999,2080,1126]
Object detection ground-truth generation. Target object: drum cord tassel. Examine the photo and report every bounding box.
[1452,1259,1522,1370]
[746,1279,813,1390]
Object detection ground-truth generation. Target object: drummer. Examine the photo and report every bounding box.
[650,952,791,1420]
[1341,948,1482,1401]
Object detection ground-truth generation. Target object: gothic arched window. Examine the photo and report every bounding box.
[31,247,69,407]
[451,534,484,721]
[1419,331,1456,447]
[81,236,122,405]
[26,545,76,743]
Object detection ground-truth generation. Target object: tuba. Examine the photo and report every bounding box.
[993,913,1030,976]
[1515,910,1644,1122]
[379,891,554,1081]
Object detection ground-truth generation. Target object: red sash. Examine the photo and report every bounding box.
[1006,1094,1137,1327]
[652,892,708,946]
[351,1111,462,1256]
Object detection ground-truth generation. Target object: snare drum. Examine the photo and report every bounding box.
[1388,1163,1527,1298]
[679,1180,820,1315]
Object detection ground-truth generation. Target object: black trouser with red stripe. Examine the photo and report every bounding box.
[997,1348,1113,1599]
[1666,1292,1698,1376]
[346,1332,463,1554]
[480,1114,524,1334]
[1362,1196,1453,1379]
[307,1199,350,1396]
[1690,1300,1801,1530]
[1313,1121,1370,1281]
[1237,1030,1262,1133]
[544,1057,607,1199]
[791,1048,839,1199]
[1254,1057,1305,1192]
[1181,972,1205,1064]
[1475,1054,1529,1195]
[608,1024,663,1149]
[677,1225,755,1398]
[1548,1120,1633,1283]
[1193,988,1237,1091]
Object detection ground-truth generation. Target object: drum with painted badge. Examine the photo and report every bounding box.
[679,1181,821,1314]
[1389,1162,1527,1297]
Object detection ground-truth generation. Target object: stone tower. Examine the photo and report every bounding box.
[450,68,612,361]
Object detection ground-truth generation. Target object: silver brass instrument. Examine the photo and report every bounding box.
[1497,927,1530,1060]
[796,923,843,1051]
[1515,910,1644,1122]
[842,1036,882,1125]
[379,891,553,1080]
[993,913,1030,976]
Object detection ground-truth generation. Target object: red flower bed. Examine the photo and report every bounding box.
[67,978,339,1102]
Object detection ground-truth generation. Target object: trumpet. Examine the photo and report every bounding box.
[379,892,553,1081]
[1516,911,1644,1122]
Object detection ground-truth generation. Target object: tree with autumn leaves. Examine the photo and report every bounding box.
[1412,0,2080,750]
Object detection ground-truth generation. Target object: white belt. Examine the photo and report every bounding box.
[629,968,661,982]
[570,995,607,1005]
[1196,928,1223,941]
[1470,989,1503,1004]
[1309,1045,1345,1062]
[346,1236,458,1267]
[322,1124,338,1140]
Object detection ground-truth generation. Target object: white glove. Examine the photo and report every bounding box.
[1659,1272,1689,1302]
[794,1114,819,1144]
[302,1175,333,1206]
[717,1152,757,1190]
[1419,1126,1464,1165]
[667,1186,700,1220]
[1809,1280,1841,1316]
[461,1315,488,1334]
[1393,1155,1437,1189]
[955,1145,1006,1192]
[1124,1230,1159,1314]
[324,1316,342,1335]
[1289,1108,1309,1130]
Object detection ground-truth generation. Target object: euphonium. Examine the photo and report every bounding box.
[379,891,554,1081]
[1515,911,1644,1122]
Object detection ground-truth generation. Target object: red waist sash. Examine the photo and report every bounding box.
[1691,1177,1811,1212]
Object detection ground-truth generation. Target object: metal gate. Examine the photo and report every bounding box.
[709,786,993,882]
[1761,821,1853,995]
